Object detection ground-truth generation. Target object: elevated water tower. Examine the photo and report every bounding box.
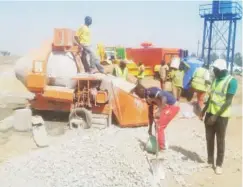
[199,1,242,74]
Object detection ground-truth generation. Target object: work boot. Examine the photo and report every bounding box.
[215,166,223,175]
[163,141,169,150]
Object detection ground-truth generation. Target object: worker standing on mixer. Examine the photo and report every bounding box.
[131,84,180,150]
[75,16,104,74]
[112,60,129,81]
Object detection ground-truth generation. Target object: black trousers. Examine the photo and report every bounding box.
[204,113,228,167]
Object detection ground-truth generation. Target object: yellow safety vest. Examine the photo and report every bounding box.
[137,65,145,79]
[171,69,184,88]
[207,75,233,117]
[114,66,128,80]
[191,67,208,92]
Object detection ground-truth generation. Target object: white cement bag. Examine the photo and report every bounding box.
[100,74,136,93]
[46,52,78,88]
[170,57,180,69]
[13,108,32,131]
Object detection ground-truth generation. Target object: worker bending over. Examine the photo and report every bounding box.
[159,60,169,89]
[137,62,145,84]
[200,59,238,175]
[171,59,190,101]
[190,63,211,110]
[112,60,128,81]
[132,84,180,150]
[75,16,104,73]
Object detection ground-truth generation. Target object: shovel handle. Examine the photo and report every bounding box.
[154,120,159,158]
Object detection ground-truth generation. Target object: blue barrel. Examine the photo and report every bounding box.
[219,1,232,14]
[213,1,220,14]
[183,58,204,90]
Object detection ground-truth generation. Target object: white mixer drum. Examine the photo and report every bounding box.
[14,51,79,89]
[14,55,33,86]
[46,51,78,88]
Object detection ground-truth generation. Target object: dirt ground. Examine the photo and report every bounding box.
[0,57,242,187]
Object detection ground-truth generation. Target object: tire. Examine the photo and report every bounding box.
[69,108,92,129]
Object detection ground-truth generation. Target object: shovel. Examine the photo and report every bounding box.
[150,120,165,185]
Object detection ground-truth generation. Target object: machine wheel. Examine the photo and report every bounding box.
[69,108,92,129]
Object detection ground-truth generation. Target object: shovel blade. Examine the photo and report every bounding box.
[151,159,165,181]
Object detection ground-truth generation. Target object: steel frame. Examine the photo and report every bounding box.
[199,1,242,74]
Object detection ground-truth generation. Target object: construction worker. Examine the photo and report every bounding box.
[189,64,211,110]
[200,59,238,175]
[74,16,104,74]
[171,59,190,101]
[131,84,180,150]
[137,62,145,84]
[112,60,128,80]
[159,60,169,89]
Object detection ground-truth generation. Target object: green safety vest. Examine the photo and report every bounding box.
[207,75,233,117]
[172,69,184,88]
[114,66,128,80]
[191,67,208,92]
[137,65,145,79]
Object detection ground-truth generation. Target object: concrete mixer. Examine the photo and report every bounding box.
[14,28,149,128]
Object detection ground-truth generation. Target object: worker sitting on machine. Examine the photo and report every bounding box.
[112,60,128,81]
[74,16,104,74]
[131,84,180,150]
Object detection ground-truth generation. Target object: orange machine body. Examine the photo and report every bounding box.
[111,87,148,127]
[26,29,77,112]
[25,28,149,127]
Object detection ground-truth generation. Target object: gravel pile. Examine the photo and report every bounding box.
[0,119,207,187]
[0,127,152,187]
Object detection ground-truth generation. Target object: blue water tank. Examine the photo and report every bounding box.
[219,1,232,14]
[213,1,220,14]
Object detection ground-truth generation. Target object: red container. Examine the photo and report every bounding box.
[126,47,180,71]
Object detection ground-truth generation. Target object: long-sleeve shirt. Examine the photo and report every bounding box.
[146,87,176,125]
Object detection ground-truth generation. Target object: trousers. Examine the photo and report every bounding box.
[172,85,182,101]
[82,45,104,73]
[204,113,228,167]
[190,88,206,109]
[156,105,180,149]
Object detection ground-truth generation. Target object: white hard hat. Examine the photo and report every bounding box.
[212,59,227,70]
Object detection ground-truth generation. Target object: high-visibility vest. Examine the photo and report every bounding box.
[207,75,233,117]
[191,67,208,92]
[137,65,145,79]
[114,66,128,80]
[172,69,184,88]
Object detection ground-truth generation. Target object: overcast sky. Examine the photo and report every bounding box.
[0,1,242,55]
